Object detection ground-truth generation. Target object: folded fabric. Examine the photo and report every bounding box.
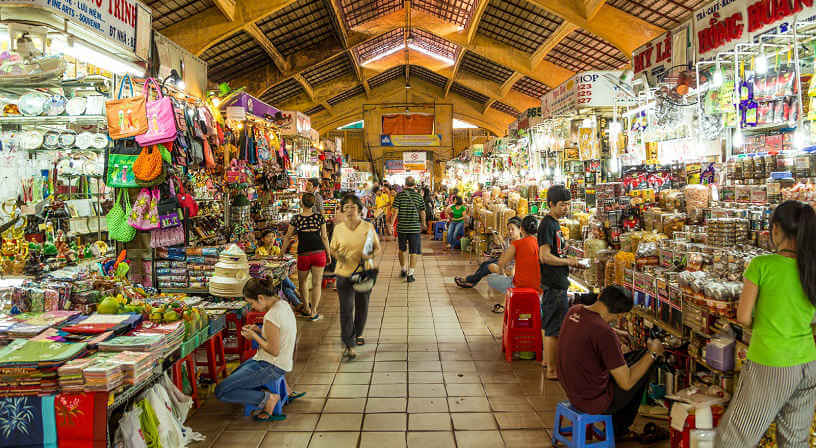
[55,392,107,448]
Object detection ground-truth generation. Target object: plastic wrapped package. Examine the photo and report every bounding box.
[563,219,581,242]
[685,184,710,217]
[614,251,635,285]
[583,238,608,260]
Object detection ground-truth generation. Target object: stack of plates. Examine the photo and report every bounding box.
[209,244,250,297]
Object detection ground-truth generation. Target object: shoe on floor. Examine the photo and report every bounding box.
[400,270,407,278]
[406,275,415,283]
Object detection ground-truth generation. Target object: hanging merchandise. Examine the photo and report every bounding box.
[133,145,164,182]
[128,187,160,231]
[136,78,178,146]
[107,189,136,243]
[106,75,148,140]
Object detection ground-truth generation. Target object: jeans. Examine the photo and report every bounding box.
[215,359,286,408]
[337,276,371,348]
[486,274,513,294]
[464,258,498,285]
[280,277,301,306]
[606,349,654,436]
[447,221,464,248]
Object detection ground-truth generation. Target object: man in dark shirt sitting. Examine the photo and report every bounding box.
[557,286,665,440]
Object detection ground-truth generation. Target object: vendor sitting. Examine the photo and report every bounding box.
[557,286,667,442]
[215,278,304,421]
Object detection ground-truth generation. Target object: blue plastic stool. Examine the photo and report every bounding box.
[433,222,447,240]
[552,401,615,447]
[242,375,289,417]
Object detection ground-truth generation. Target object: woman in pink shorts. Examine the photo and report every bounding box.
[282,192,331,321]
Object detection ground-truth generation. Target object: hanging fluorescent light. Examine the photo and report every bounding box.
[712,60,723,88]
[58,38,144,76]
[794,129,807,149]
[734,129,745,147]
[755,53,768,75]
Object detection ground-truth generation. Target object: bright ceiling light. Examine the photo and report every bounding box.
[53,36,144,76]
[453,118,477,129]
[755,54,768,75]
[407,44,455,65]
[360,45,405,65]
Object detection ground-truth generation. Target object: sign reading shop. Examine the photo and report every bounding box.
[694,0,816,59]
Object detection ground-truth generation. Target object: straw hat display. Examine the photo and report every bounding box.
[208,244,250,297]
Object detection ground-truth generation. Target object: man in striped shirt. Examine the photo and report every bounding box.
[390,176,426,283]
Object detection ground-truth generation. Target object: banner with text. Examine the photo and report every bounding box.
[403,152,427,171]
[380,134,442,147]
[540,71,636,119]
[632,22,691,88]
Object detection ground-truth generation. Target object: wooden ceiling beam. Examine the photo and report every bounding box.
[244,23,291,72]
[482,98,496,115]
[466,0,489,44]
[444,49,465,98]
[214,0,237,21]
[499,72,523,98]
[529,22,578,68]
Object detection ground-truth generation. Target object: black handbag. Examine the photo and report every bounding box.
[156,179,182,228]
[350,261,378,293]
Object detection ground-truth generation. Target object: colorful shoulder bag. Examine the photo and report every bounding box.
[128,187,160,231]
[106,74,147,140]
[106,189,136,242]
[135,78,177,146]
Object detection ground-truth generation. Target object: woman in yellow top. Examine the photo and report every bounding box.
[330,193,382,360]
[373,186,391,237]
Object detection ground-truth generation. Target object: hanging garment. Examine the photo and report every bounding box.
[54,392,107,448]
[0,395,57,448]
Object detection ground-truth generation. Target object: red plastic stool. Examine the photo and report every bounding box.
[501,288,543,363]
[224,312,245,356]
[196,331,227,383]
[321,276,336,288]
[172,354,200,408]
[240,312,266,362]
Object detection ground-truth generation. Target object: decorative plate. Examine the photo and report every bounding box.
[66,97,86,116]
[76,132,93,150]
[19,93,47,116]
[92,133,108,149]
[43,131,60,150]
[58,130,77,149]
[21,130,43,150]
[45,95,67,116]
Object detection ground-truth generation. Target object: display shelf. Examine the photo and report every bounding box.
[741,122,796,135]
[690,353,733,376]
[161,288,209,294]
[0,115,107,125]
[631,307,683,338]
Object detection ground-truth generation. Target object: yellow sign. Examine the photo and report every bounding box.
[381,134,442,147]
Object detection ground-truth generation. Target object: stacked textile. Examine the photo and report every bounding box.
[57,356,98,392]
[129,321,186,356]
[82,358,124,391]
[98,334,163,353]
[61,313,141,335]
[0,339,87,396]
[111,351,157,384]
[1,310,80,338]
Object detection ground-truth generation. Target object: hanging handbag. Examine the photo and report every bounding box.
[175,178,199,217]
[106,74,148,140]
[226,159,242,183]
[128,187,160,231]
[135,78,178,146]
[202,137,215,169]
[133,145,163,181]
[106,189,136,242]
[135,162,168,187]
[172,97,187,133]
[150,225,185,248]
[104,139,141,187]
[157,179,182,228]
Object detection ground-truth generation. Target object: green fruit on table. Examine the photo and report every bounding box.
[97,297,120,314]
[150,312,163,322]
[164,310,179,322]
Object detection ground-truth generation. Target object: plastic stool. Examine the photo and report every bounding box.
[322,275,336,288]
[196,331,227,383]
[434,222,446,240]
[224,312,245,356]
[552,401,615,447]
[242,375,289,417]
[172,354,200,408]
[501,288,543,362]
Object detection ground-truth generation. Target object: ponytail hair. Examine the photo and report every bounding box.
[771,200,816,305]
[243,277,276,301]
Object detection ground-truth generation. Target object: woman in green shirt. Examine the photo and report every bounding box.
[717,200,816,448]
[446,196,468,250]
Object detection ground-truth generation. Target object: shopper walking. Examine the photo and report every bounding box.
[423,186,434,227]
[331,193,382,360]
[446,196,468,250]
[538,185,583,380]
[305,178,323,215]
[281,193,331,322]
[215,278,303,422]
[716,200,816,448]
[391,176,426,283]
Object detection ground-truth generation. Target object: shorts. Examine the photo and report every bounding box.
[398,232,422,254]
[540,286,568,337]
[297,251,327,271]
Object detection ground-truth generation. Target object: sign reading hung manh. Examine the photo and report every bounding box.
[693,0,816,60]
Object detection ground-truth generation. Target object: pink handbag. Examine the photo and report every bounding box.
[135,78,177,146]
[128,187,160,231]
[150,225,185,248]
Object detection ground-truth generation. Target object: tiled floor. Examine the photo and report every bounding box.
[188,237,670,447]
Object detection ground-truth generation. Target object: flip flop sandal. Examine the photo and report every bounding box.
[308,314,322,321]
[356,337,365,346]
[253,411,286,422]
[287,392,306,403]
[492,304,505,313]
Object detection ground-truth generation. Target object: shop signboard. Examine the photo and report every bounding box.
[632,22,691,88]
[541,71,635,119]
[277,110,310,136]
[224,93,280,121]
[0,0,151,54]
[385,160,404,172]
[380,134,442,147]
[225,106,245,122]
[403,151,427,171]
[694,0,816,60]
